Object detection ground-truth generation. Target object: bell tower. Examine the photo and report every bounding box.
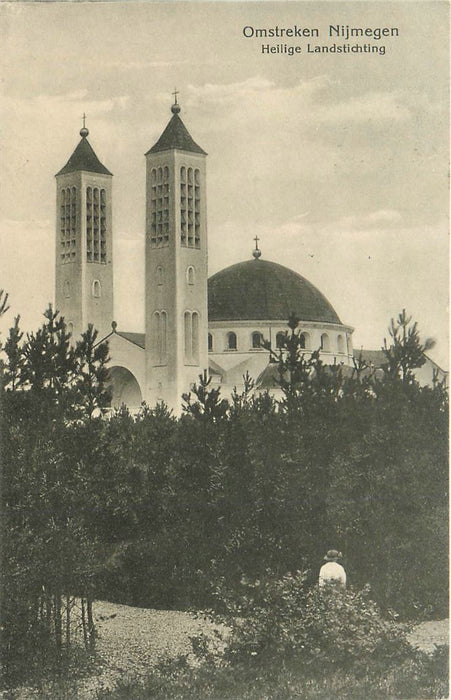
[55,119,113,339]
[144,96,208,409]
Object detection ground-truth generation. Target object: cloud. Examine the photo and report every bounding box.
[0,218,51,243]
[320,92,411,124]
[187,77,276,104]
[186,77,411,128]
[367,209,402,224]
[2,92,130,118]
[83,60,191,70]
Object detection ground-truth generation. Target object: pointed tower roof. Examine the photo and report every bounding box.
[146,100,207,156]
[56,125,112,177]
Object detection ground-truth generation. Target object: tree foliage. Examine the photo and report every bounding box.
[382,308,436,383]
[1,309,112,684]
[1,306,448,688]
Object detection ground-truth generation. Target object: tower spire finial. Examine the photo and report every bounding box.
[80,113,89,138]
[171,88,181,114]
[252,236,262,259]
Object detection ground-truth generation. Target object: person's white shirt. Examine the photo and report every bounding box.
[319,561,346,589]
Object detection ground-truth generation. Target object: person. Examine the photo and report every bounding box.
[319,550,346,590]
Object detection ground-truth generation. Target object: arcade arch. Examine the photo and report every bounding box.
[109,366,143,410]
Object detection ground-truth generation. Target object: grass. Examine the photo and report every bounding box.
[94,645,449,700]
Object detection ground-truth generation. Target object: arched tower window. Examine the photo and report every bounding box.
[320,333,330,351]
[337,334,345,354]
[67,322,74,335]
[159,311,167,364]
[92,280,101,298]
[60,186,77,262]
[156,265,164,285]
[192,312,199,363]
[181,166,201,249]
[184,312,192,363]
[184,311,200,365]
[63,280,70,298]
[252,331,263,349]
[187,266,195,285]
[150,165,170,248]
[300,332,310,350]
[208,333,213,351]
[86,187,107,263]
[152,310,167,365]
[227,332,237,351]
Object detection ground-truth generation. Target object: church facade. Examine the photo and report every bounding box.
[55,100,444,412]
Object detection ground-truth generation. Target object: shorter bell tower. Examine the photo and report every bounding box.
[55,120,113,339]
[144,97,208,409]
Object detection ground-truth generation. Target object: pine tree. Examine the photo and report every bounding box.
[382,308,435,383]
[2,309,113,680]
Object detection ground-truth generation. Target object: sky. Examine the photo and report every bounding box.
[0,1,449,368]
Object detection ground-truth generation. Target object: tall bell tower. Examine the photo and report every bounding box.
[55,120,113,339]
[144,96,208,409]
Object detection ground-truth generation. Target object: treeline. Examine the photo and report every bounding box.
[0,306,448,684]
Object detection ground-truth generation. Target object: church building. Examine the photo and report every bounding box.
[54,98,445,412]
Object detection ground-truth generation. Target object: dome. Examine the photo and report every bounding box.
[208,258,341,324]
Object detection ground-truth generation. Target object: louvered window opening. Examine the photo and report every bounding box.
[150,167,170,248]
[60,187,77,262]
[180,167,200,248]
[86,187,107,263]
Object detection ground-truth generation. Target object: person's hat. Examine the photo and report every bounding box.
[324,549,342,561]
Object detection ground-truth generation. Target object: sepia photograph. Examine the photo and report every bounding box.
[0,1,448,697]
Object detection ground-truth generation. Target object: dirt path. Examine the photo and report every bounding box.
[407,618,449,653]
[2,601,447,699]
[78,601,219,696]
[1,602,218,699]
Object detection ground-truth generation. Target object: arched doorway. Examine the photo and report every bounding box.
[109,366,143,411]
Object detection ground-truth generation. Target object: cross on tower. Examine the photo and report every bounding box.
[252,236,262,259]
[82,113,87,129]
[172,88,179,105]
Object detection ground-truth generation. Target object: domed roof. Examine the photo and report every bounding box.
[208,258,341,324]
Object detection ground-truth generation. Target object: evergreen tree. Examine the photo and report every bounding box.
[382,309,436,383]
[1,309,113,682]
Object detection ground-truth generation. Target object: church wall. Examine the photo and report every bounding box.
[414,356,448,388]
[208,319,355,367]
[107,334,146,399]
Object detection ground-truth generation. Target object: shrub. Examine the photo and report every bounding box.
[203,573,414,680]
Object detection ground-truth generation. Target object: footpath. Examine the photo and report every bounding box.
[1,600,448,699]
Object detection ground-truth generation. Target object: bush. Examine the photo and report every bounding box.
[203,573,414,679]
[94,592,448,699]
